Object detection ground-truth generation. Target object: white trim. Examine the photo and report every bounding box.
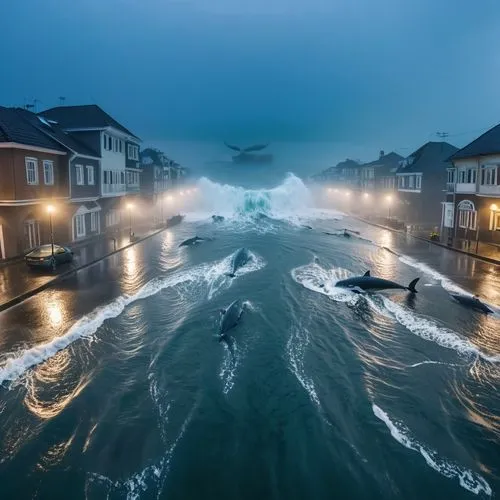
[0,224,5,260]
[65,127,105,132]
[0,142,66,155]
[67,126,140,143]
[25,157,39,185]
[74,203,101,215]
[398,188,421,193]
[87,165,95,185]
[90,211,99,232]
[70,196,99,202]
[457,199,475,211]
[75,164,84,185]
[0,197,69,206]
[396,172,423,176]
[43,160,54,185]
[74,213,86,239]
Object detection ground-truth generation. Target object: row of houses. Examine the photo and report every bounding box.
[313,129,500,249]
[0,105,187,261]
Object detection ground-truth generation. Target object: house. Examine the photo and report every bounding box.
[16,109,103,243]
[359,151,403,192]
[311,159,360,186]
[396,141,458,229]
[0,107,71,258]
[443,124,500,247]
[39,105,141,234]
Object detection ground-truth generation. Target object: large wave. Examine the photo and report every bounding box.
[194,174,340,221]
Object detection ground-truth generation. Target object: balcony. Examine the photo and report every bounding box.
[127,183,140,193]
[478,184,500,197]
[446,182,455,193]
[102,183,126,196]
[456,182,476,194]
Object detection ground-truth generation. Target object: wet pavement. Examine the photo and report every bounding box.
[0,226,159,310]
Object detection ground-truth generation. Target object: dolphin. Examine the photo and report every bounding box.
[226,248,251,278]
[323,231,351,238]
[450,294,493,314]
[179,236,206,247]
[212,215,225,223]
[335,271,419,293]
[218,299,244,339]
[301,225,313,230]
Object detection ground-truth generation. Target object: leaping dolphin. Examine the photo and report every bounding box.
[179,236,208,247]
[450,294,493,314]
[226,248,251,278]
[218,299,244,340]
[335,271,419,293]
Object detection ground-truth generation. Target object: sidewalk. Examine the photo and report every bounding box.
[0,220,176,312]
[356,217,500,266]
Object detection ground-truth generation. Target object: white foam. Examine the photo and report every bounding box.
[381,297,500,363]
[373,404,492,496]
[192,174,344,223]
[398,255,469,295]
[286,325,321,408]
[291,261,360,306]
[0,251,266,386]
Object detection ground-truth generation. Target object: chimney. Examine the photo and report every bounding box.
[379,150,385,159]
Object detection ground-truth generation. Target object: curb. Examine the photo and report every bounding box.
[0,224,174,313]
[355,217,500,266]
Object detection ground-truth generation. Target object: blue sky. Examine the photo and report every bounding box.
[2,0,500,152]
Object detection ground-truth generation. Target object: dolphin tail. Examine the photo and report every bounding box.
[407,278,419,293]
[225,273,236,278]
[363,270,370,277]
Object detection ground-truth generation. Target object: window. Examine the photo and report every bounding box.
[87,165,95,185]
[467,168,477,184]
[43,160,54,185]
[121,171,125,184]
[481,165,498,186]
[119,140,123,153]
[458,210,477,230]
[103,170,109,184]
[25,157,38,185]
[458,168,466,183]
[415,175,422,190]
[75,164,84,185]
[75,214,86,238]
[127,144,139,160]
[90,211,99,232]
[447,169,456,183]
[408,175,415,188]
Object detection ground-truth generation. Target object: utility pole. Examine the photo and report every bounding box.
[59,96,66,106]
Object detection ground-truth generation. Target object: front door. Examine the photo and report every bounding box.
[24,220,40,250]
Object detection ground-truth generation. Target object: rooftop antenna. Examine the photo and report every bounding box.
[59,96,66,106]
[436,131,449,140]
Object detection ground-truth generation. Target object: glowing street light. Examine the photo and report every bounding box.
[491,204,498,212]
[363,192,370,199]
[345,190,351,197]
[46,204,56,267]
[179,190,184,197]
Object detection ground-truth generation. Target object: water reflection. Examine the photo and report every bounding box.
[160,230,183,271]
[24,350,91,420]
[37,432,76,470]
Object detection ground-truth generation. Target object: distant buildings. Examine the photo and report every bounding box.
[0,105,188,261]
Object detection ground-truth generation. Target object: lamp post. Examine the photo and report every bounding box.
[386,195,393,220]
[126,203,134,241]
[47,204,55,265]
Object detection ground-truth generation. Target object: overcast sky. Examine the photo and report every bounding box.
[2,0,500,151]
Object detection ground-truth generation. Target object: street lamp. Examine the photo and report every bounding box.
[47,204,55,267]
[386,195,393,219]
[126,203,134,240]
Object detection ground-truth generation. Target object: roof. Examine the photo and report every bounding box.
[14,108,99,157]
[396,141,458,174]
[361,152,404,176]
[0,106,66,152]
[39,105,140,140]
[449,123,500,161]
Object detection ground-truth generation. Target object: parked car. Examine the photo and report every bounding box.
[25,244,74,269]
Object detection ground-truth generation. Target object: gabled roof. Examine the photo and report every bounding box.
[0,106,66,152]
[449,123,500,161]
[14,108,99,157]
[39,105,140,140]
[362,152,403,168]
[396,141,458,174]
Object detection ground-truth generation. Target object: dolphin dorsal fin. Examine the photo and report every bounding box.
[363,271,371,277]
